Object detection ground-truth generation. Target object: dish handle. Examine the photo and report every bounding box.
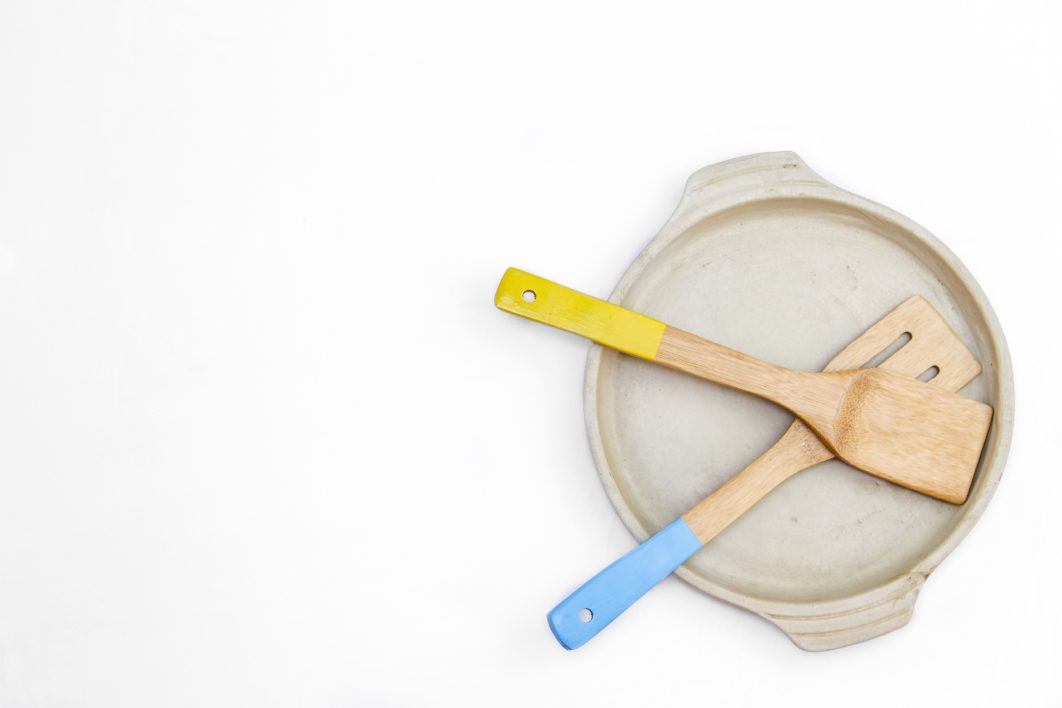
[757,574,925,651]
[666,151,830,228]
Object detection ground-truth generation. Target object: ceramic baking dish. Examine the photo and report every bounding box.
[584,151,1013,650]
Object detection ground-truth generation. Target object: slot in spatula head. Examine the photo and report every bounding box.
[821,295,981,390]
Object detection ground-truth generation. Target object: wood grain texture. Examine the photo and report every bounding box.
[683,422,832,543]
[655,320,991,505]
[683,296,983,543]
[832,369,992,502]
[656,327,850,436]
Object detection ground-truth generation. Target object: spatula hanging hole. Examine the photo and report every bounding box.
[861,332,912,369]
[917,365,940,382]
[522,289,537,303]
[579,608,593,623]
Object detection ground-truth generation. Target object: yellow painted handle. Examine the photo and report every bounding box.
[494,268,667,360]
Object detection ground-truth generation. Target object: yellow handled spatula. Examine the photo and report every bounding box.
[495,268,992,505]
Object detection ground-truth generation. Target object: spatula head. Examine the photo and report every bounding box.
[830,367,992,504]
[821,295,981,392]
[808,295,988,504]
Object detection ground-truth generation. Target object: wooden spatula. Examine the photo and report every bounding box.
[539,294,984,649]
[495,268,992,505]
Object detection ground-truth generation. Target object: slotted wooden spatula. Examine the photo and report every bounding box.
[495,268,992,505]
[540,294,984,648]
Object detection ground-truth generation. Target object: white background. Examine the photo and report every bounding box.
[0,1,1059,706]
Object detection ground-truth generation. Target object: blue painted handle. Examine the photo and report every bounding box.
[547,518,703,649]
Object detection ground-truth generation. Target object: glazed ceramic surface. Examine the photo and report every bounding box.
[584,152,1013,650]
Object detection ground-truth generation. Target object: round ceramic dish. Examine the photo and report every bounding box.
[585,152,1013,651]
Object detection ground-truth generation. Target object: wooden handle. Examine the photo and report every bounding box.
[682,420,832,543]
[656,327,819,409]
[496,268,806,404]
